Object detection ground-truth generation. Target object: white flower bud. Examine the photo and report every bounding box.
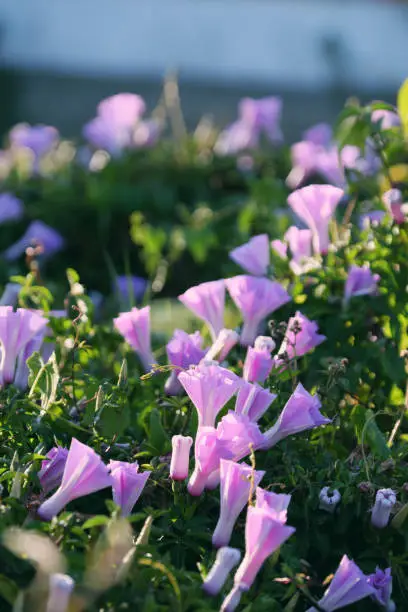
[371,489,396,529]
[254,336,275,352]
[203,547,241,596]
[319,487,341,513]
[46,573,75,612]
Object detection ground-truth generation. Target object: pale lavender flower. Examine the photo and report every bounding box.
[204,329,239,363]
[319,487,341,513]
[261,383,330,449]
[83,117,132,155]
[382,188,405,224]
[97,93,146,126]
[215,121,257,156]
[239,96,283,145]
[170,435,193,481]
[203,547,241,596]
[38,447,69,494]
[306,555,375,611]
[216,412,264,463]
[303,123,333,147]
[9,123,59,158]
[288,184,344,254]
[226,276,290,346]
[114,275,147,305]
[178,362,241,427]
[229,234,270,276]
[38,438,112,520]
[270,238,288,260]
[212,459,265,548]
[179,280,225,342]
[109,460,150,517]
[113,306,154,372]
[272,226,315,275]
[255,487,291,519]
[165,329,205,395]
[4,221,65,261]
[0,283,21,307]
[46,573,75,612]
[359,210,386,229]
[371,489,396,529]
[372,109,401,130]
[344,265,380,305]
[276,311,326,361]
[235,381,277,422]
[0,306,48,387]
[243,338,275,384]
[367,567,395,610]
[133,119,162,148]
[0,193,24,224]
[188,427,234,496]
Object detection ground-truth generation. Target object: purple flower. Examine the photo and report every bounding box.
[216,412,264,463]
[203,547,241,596]
[4,221,64,261]
[165,329,205,395]
[0,283,21,307]
[276,311,326,361]
[179,280,225,342]
[9,123,59,158]
[114,306,154,372]
[109,460,150,517]
[215,121,258,156]
[359,210,386,229]
[178,362,241,428]
[303,123,333,147]
[0,306,48,388]
[306,555,375,611]
[344,265,380,305]
[382,188,405,224]
[235,381,277,422]
[46,573,75,612]
[372,109,401,130]
[212,459,265,548]
[371,488,396,529]
[114,275,147,305]
[38,447,69,494]
[132,119,161,148]
[261,383,330,449]
[255,487,291,519]
[226,276,290,346]
[229,234,270,276]
[82,117,132,155]
[0,193,24,224]
[38,438,112,520]
[97,93,146,126]
[204,329,239,363]
[367,567,395,610]
[188,427,234,497]
[288,184,344,254]
[243,337,275,384]
[170,435,193,481]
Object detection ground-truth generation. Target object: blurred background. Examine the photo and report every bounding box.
[0,0,406,141]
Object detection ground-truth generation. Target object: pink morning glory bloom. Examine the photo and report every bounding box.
[288,184,344,254]
[204,328,239,363]
[255,487,291,521]
[38,447,69,494]
[38,438,112,520]
[9,123,59,158]
[261,383,330,449]
[165,329,205,395]
[276,311,326,361]
[83,117,133,155]
[235,381,277,423]
[188,427,234,496]
[170,435,193,481]
[371,488,396,529]
[371,109,401,130]
[243,344,274,384]
[344,265,380,305]
[303,123,333,147]
[178,280,225,342]
[216,412,264,463]
[212,459,265,548]
[203,547,241,596]
[97,93,146,127]
[272,226,314,276]
[178,362,241,428]
[226,276,290,346]
[229,234,270,276]
[382,188,405,224]
[109,460,150,517]
[0,193,24,224]
[4,221,65,261]
[114,306,154,372]
[367,567,395,610]
[306,555,375,611]
[0,306,48,387]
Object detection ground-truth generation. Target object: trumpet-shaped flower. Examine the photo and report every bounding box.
[235,381,277,422]
[114,306,154,372]
[38,447,69,494]
[178,362,241,428]
[203,547,241,596]
[0,306,48,387]
[10,123,59,158]
[344,265,380,305]
[0,193,24,224]
[46,573,75,612]
[306,555,375,611]
[178,280,225,341]
[243,336,275,383]
[261,383,330,449]
[226,276,290,346]
[229,234,270,276]
[371,488,396,529]
[170,435,193,481]
[367,567,395,610]
[4,221,65,261]
[216,412,264,462]
[288,184,344,254]
[188,427,234,496]
[38,438,112,520]
[165,329,205,395]
[276,311,326,362]
[109,460,150,517]
[212,460,265,548]
[382,188,405,224]
[204,329,239,363]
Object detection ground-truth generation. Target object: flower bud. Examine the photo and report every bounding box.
[371,489,396,529]
[46,573,75,612]
[318,487,341,513]
[203,547,241,596]
[170,435,193,481]
[205,329,239,362]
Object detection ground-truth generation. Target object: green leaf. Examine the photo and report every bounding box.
[83,515,110,530]
[27,352,60,414]
[148,408,170,454]
[351,406,391,460]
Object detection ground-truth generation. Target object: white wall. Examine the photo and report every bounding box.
[0,0,406,89]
